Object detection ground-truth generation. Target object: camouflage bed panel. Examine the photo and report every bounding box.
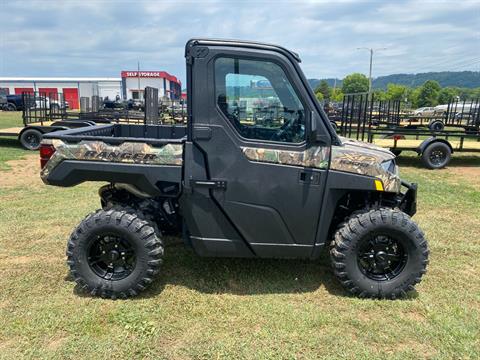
[41,139,183,180]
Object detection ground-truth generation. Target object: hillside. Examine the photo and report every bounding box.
[308,71,480,90]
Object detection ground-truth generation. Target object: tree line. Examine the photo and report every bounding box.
[314,73,480,108]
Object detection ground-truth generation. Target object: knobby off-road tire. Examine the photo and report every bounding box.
[67,208,164,299]
[330,208,429,299]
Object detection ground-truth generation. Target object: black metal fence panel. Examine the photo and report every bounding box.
[21,88,189,127]
[144,87,159,125]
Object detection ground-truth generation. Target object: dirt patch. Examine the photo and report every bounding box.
[46,335,68,351]
[0,255,56,266]
[1,154,42,188]
[444,166,480,186]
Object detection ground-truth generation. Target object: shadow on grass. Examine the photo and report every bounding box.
[67,243,348,299]
[67,242,418,300]
[0,137,23,149]
[396,153,480,168]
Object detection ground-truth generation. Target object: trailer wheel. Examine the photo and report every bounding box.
[330,208,428,299]
[19,129,42,150]
[421,142,451,169]
[428,120,444,132]
[67,208,164,299]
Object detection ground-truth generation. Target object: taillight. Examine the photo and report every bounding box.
[39,144,56,169]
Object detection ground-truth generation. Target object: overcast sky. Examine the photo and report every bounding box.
[1,0,479,84]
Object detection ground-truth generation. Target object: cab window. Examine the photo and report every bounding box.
[215,57,305,143]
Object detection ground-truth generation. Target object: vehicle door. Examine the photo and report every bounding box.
[188,45,331,257]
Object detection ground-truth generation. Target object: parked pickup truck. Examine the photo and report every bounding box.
[39,39,428,300]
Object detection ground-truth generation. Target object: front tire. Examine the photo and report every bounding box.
[67,209,163,299]
[330,208,428,299]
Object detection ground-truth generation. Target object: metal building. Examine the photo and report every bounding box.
[120,71,182,101]
[0,77,121,109]
[0,70,182,110]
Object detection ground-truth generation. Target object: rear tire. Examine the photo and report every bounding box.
[421,142,451,169]
[19,129,42,150]
[330,208,428,299]
[67,209,164,299]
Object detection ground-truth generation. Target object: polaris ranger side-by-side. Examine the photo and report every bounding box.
[39,39,428,299]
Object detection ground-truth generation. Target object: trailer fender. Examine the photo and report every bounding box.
[18,125,70,138]
[417,137,454,155]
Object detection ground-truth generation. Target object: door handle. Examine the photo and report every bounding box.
[190,179,227,190]
[299,171,321,185]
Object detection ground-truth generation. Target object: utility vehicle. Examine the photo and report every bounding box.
[39,39,428,299]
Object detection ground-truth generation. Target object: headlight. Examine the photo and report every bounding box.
[381,159,398,175]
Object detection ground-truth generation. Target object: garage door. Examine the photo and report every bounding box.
[63,88,79,109]
[38,87,58,98]
[14,88,34,95]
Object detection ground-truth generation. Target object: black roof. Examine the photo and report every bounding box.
[186,38,301,63]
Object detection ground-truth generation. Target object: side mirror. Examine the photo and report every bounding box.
[309,111,327,145]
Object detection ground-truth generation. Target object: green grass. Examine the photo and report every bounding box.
[0,112,33,170]
[0,111,23,129]
[0,139,479,358]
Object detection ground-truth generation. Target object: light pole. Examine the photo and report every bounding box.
[357,47,386,93]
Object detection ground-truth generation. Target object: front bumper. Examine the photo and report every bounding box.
[399,181,417,216]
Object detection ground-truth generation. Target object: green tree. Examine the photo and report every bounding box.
[385,83,408,102]
[331,88,344,102]
[315,80,331,100]
[373,89,388,101]
[407,87,421,108]
[342,73,369,94]
[437,87,460,104]
[315,92,324,102]
[417,80,441,107]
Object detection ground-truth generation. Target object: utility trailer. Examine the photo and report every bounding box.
[0,92,95,150]
[334,93,480,168]
[369,129,480,169]
[0,90,159,150]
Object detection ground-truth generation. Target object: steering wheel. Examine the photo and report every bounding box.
[270,114,298,142]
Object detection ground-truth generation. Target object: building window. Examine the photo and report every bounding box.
[131,90,143,100]
[215,57,305,143]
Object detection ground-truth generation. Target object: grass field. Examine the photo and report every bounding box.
[0,112,30,170]
[0,111,479,359]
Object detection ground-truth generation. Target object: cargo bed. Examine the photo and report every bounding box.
[40,124,187,196]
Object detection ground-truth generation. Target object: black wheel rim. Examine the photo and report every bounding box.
[25,134,40,148]
[357,234,407,281]
[429,149,446,166]
[88,233,136,281]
